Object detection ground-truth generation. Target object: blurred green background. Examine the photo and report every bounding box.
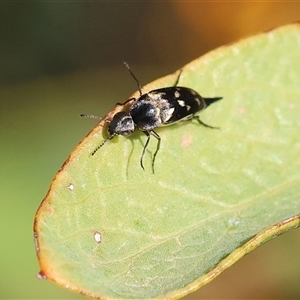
[1,2,300,299]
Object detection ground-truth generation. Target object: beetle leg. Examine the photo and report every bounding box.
[193,115,219,129]
[141,130,161,173]
[149,130,161,174]
[140,131,150,171]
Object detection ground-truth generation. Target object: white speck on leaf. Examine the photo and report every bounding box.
[94,231,102,244]
[67,183,75,191]
[228,218,241,227]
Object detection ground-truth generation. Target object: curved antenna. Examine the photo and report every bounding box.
[123,62,142,96]
[91,133,117,156]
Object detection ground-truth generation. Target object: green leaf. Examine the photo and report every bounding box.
[34,23,300,299]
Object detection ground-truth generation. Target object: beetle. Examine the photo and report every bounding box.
[92,62,222,173]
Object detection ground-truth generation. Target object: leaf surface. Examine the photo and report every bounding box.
[34,23,300,299]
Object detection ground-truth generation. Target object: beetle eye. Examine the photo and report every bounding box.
[108,112,135,136]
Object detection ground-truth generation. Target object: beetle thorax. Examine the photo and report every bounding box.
[130,95,161,131]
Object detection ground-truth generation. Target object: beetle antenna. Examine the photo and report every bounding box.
[91,133,117,156]
[173,69,183,87]
[123,62,143,96]
[80,114,102,119]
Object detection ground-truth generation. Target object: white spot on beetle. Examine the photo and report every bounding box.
[148,91,165,100]
[194,97,201,106]
[94,231,102,244]
[163,107,175,122]
[174,90,180,98]
[177,100,185,107]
